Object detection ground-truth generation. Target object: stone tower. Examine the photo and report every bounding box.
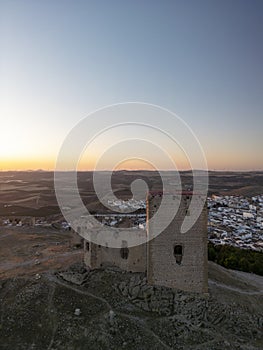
[146,192,208,293]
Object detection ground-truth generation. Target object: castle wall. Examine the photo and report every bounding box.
[83,192,208,293]
[147,193,208,293]
[84,234,147,273]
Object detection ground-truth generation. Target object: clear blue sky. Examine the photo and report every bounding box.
[0,0,262,170]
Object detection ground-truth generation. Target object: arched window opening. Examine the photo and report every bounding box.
[174,245,183,265]
[120,247,129,259]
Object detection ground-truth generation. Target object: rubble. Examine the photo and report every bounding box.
[0,263,262,349]
[74,308,81,316]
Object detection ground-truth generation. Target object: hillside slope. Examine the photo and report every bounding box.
[0,262,262,350]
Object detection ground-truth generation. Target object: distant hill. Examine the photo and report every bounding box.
[227,185,263,197]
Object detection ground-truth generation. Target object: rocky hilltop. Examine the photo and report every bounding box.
[0,262,262,350]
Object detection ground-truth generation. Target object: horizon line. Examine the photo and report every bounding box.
[1,169,263,173]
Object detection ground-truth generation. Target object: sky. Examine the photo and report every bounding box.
[0,0,263,171]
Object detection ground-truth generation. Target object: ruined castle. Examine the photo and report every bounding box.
[84,192,208,293]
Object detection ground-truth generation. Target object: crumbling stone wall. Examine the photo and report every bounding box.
[84,238,147,273]
[83,192,208,293]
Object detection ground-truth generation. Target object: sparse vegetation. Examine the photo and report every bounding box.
[208,243,263,276]
[0,263,262,350]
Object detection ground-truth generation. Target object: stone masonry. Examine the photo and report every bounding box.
[84,192,208,293]
[147,192,208,293]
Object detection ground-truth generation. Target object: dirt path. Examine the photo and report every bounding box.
[46,273,173,350]
[209,279,263,295]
